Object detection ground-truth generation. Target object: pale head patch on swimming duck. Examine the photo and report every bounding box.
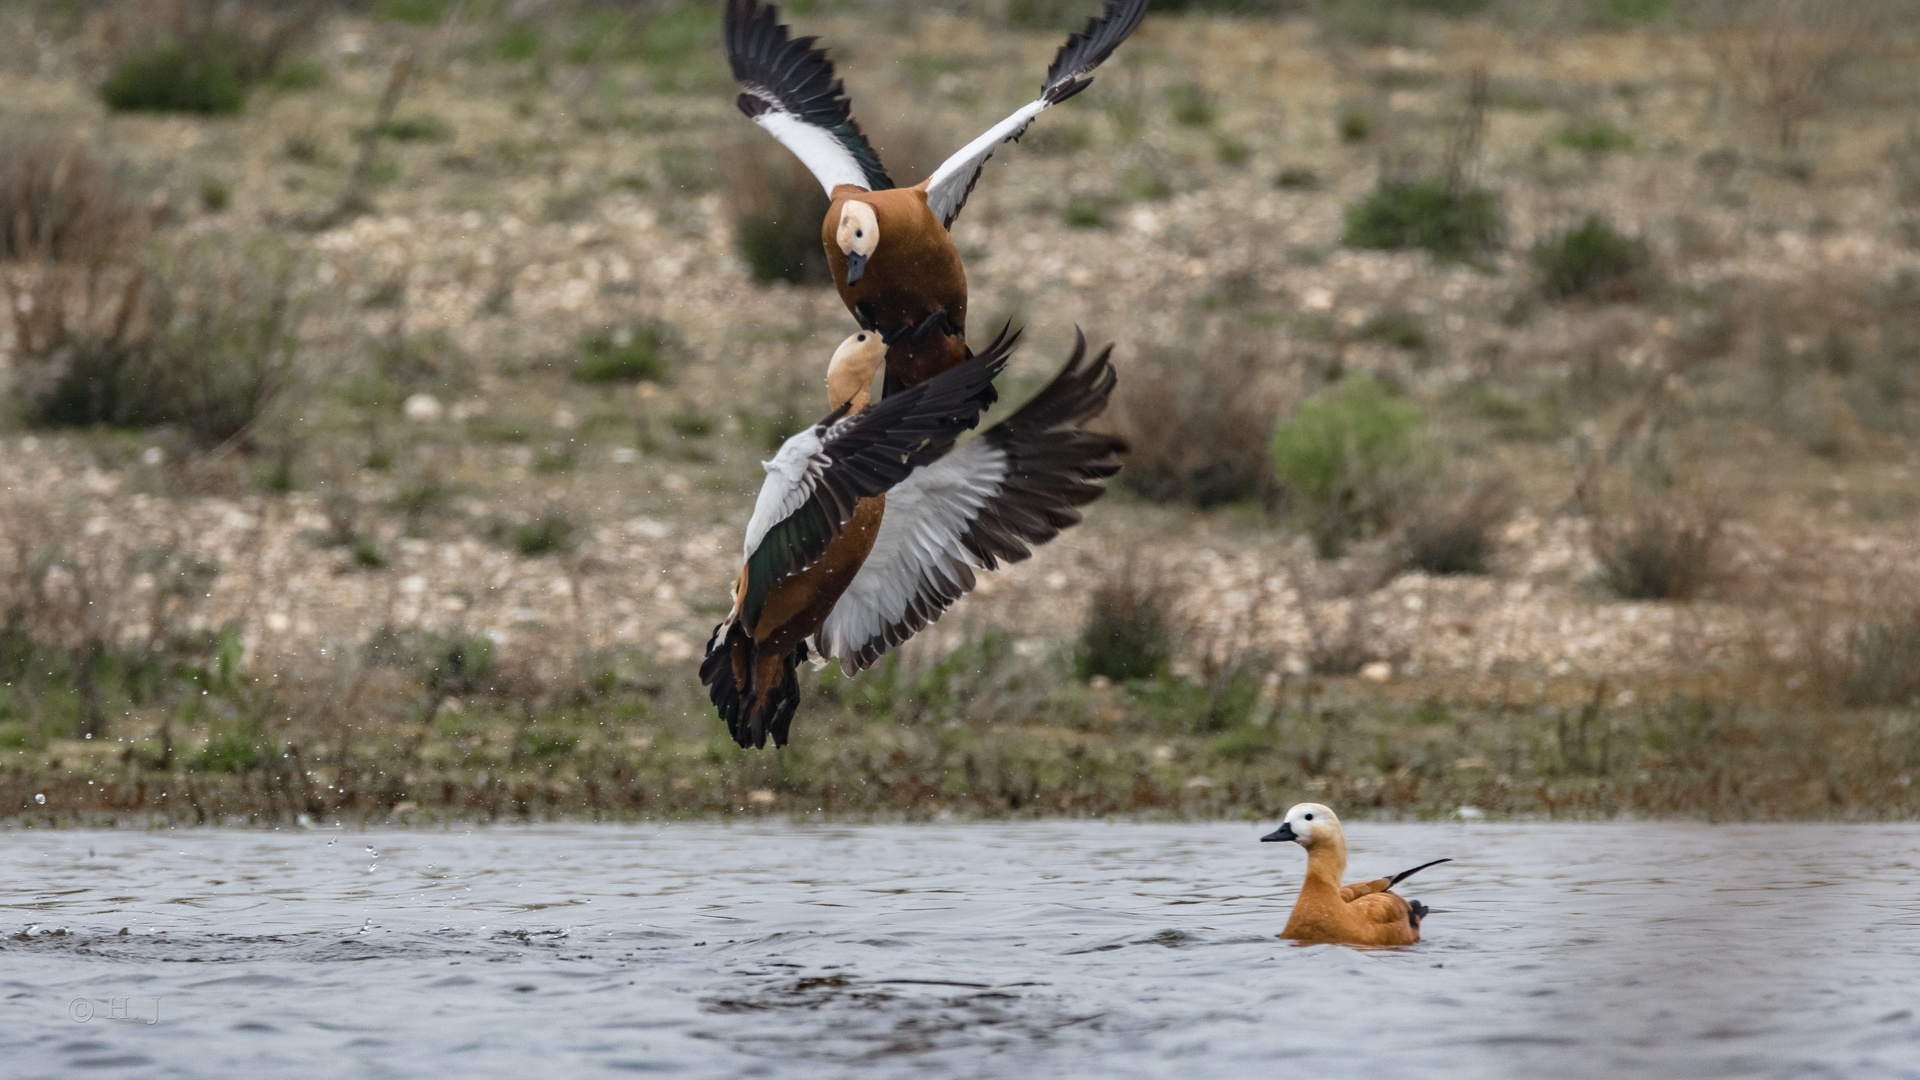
[835,201,880,285]
[1261,801,1338,846]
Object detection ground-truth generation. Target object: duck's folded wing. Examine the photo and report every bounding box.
[1350,891,1414,927]
[725,0,892,193]
[736,337,1017,632]
[1338,878,1393,903]
[817,332,1126,671]
[921,0,1148,228]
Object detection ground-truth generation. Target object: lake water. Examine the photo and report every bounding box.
[3,822,1917,1078]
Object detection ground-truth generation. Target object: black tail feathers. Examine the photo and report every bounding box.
[1387,858,1453,889]
[700,622,806,749]
[1408,899,1429,929]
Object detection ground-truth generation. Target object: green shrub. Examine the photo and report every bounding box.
[1586,0,1669,26]
[198,175,231,213]
[375,114,452,142]
[1078,578,1173,682]
[1533,215,1651,301]
[376,0,455,24]
[1554,118,1633,153]
[667,411,715,438]
[498,25,543,61]
[1271,374,1433,558]
[102,41,246,114]
[1345,178,1503,262]
[502,511,579,557]
[574,325,672,383]
[1274,166,1319,190]
[1359,311,1429,351]
[729,149,830,285]
[351,538,388,569]
[365,627,495,697]
[1120,166,1173,201]
[1062,195,1113,229]
[1168,83,1217,127]
[265,60,327,92]
[1215,137,1251,167]
[1338,109,1374,142]
[193,727,264,772]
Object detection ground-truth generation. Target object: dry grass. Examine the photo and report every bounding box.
[1398,478,1514,576]
[1110,334,1291,507]
[0,135,149,265]
[1702,0,1880,157]
[1591,495,1722,602]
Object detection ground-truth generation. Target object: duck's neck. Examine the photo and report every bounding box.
[1302,834,1349,893]
[835,387,871,413]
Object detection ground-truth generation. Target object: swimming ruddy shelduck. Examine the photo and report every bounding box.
[702,329,1126,748]
[725,0,1149,396]
[1262,803,1450,947]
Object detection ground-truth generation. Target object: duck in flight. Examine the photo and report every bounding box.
[725,0,1151,398]
[702,328,1126,748]
[1262,803,1450,947]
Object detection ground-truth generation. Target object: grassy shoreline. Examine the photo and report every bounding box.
[6,631,1916,825]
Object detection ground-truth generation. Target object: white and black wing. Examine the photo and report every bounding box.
[817,332,1125,671]
[726,0,894,193]
[732,333,1019,635]
[921,0,1149,229]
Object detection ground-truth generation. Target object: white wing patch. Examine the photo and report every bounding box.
[754,111,875,194]
[816,441,1010,669]
[923,98,1051,228]
[742,428,828,557]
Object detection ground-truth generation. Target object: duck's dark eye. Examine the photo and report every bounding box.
[1304,814,1314,820]
[855,230,864,238]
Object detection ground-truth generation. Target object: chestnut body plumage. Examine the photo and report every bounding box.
[727,0,1149,394]
[1262,803,1450,947]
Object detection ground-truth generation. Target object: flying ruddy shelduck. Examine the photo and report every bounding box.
[725,0,1150,397]
[1261,803,1451,947]
[702,328,1126,749]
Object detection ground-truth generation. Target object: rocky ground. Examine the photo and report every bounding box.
[2,2,1918,819]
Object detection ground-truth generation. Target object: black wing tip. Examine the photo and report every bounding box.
[724,0,894,190]
[1043,0,1151,102]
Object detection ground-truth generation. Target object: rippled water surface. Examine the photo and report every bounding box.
[3,822,1918,1078]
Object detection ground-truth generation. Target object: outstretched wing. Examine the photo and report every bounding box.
[735,332,1021,633]
[726,0,893,193]
[921,0,1148,228]
[816,331,1125,671]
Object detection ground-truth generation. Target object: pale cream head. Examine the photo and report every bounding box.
[1270,802,1341,847]
[825,330,886,411]
[836,200,879,283]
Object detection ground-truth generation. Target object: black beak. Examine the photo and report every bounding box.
[843,251,868,285]
[1260,822,1296,843]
